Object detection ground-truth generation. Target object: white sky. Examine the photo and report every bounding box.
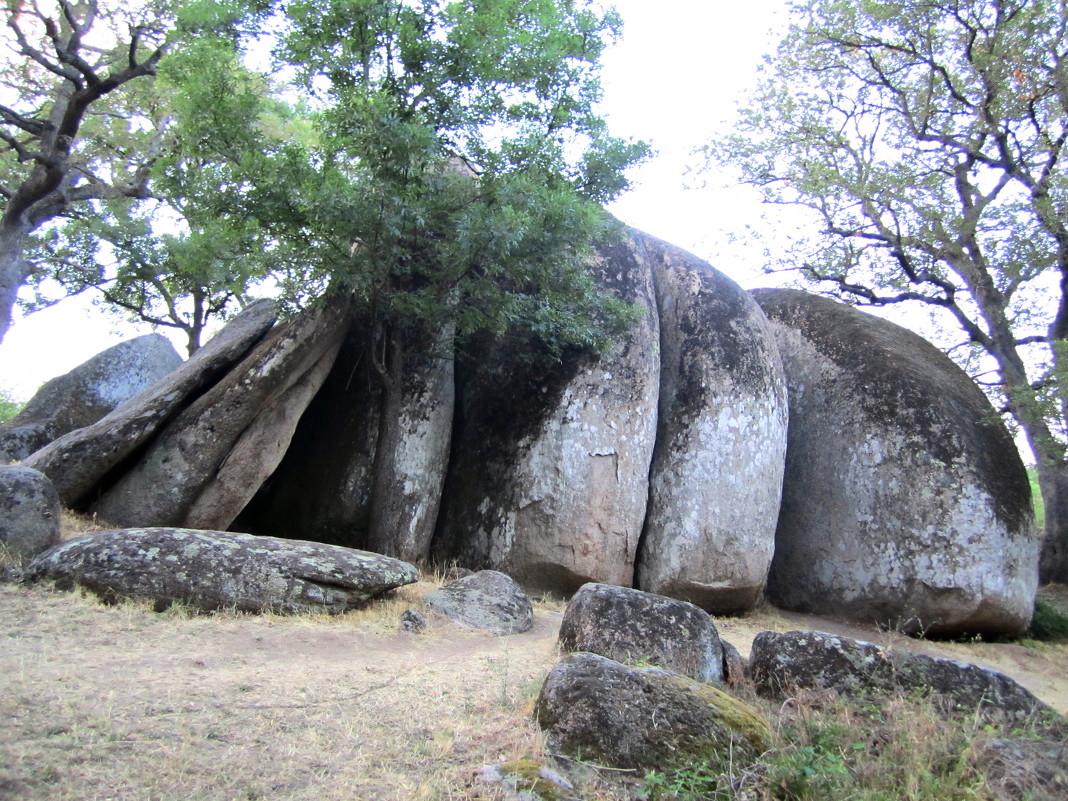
[0,0,790,401]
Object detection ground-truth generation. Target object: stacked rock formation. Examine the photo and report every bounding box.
[11,230,1039,634]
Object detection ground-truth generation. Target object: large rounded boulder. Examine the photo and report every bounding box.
[636,236,788,613]
[432,232,661,594]
[752,289,1038,636]
[0,333,182,461]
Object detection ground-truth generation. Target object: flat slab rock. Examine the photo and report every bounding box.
[748,630,1054,722]
[423,570,533,635]
[24,528,418,614]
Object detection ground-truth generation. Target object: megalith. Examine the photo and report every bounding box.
[636,235,788,613]
[752,288,1038,636]
[233,320,454,564]
[91,297,350,528]
[0,333,182,461]
[432,231,660,595]
[24,299,278,507]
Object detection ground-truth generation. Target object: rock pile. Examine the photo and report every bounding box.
[8,229,1040,633]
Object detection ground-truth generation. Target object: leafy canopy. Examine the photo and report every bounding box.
[709,0,1068,580]
[248,0,649,357]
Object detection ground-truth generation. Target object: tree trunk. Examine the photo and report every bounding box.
[365,333,409,560]
[1035,458,1068,584]
[0,218,29,345]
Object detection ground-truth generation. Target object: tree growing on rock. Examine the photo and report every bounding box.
[711,0,1068,582]
[238,0,647,550]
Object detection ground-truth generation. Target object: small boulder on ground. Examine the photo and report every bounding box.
[0,466,60,565]
[0,333,182,461]
[535,652,770,772]
[423,570,533,635]
[24,527,418,614]
[558,582,724,682]
[747,630,1053,722]
[475,760,575,801]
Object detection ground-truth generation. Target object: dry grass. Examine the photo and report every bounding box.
[0,580,567,801]
[3,564,1067,801]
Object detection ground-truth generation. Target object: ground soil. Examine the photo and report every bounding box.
[1,580,1065,801]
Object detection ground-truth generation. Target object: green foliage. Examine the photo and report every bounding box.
[709,0,1068,580]
[1028,597,1068,641]
[1028,467,1046,530]
[6,0,277,351]
[642,760,732,801]
[0,386,24,425]
[246,0,649,362]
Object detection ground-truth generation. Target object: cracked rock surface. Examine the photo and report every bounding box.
[24,527,418,614]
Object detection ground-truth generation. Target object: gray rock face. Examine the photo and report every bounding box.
[0,423,49,464]
[24,300,278,507]
[0,466,60,563]
[182,335,342,532]
[234,321,454,563]
[535,652,770,771]
[433,232,660,595]
[24,527,418,614]
[748,630,1052,722]
[92,298,349,528]
[423,570,533,635]
[475,762,575,800]
[753,289,1038,636]
[637,237,788,613]
[558,582,724,682]
[0,334,182,462]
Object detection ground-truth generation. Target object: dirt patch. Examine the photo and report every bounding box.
[1,581,1065,801]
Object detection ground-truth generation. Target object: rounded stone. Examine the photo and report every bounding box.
[0,466,61,563]
[752,288,1038,636]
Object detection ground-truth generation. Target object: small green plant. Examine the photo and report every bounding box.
[1027,468,1046,531]
[1028,597,1068,641]
[642,761,731,801]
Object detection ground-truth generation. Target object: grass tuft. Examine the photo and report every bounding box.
[1028,597,1068,641]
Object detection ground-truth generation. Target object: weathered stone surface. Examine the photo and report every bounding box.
[423,570,533,635]
[721,639,746,689]
[235,320,453,563]
[24,527,418,613]
[753,289,1038,636]
[433,231,660,594]
[92,298,349,528]
[558,582,724,682]
[637,236,787,613]
[0,423,48,464]
[0,466,60,563]
[1,334,182,462]
[24,300,278,507]
[748,630,1053,722]
[535,652,770,772]
[183,338,342,531]
[475,761,575,801]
